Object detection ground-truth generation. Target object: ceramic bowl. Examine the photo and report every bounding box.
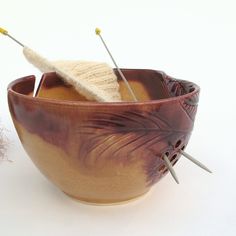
[8,69,200,204]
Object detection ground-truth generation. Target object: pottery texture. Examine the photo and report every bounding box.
[8,69,199,204]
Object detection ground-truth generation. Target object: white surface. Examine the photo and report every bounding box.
[0,0,236,235]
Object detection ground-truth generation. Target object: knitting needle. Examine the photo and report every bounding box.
[95,28,138,102]
[0,27,24,47]
[163,154,179,184]
[179,150,212,173]
[0,27,43,97]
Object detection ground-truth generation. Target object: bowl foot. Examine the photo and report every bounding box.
[63,190,151,206]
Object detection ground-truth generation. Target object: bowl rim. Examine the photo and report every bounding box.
[7,68,200,108]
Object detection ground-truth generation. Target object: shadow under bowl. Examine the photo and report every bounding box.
[7,69,200,204]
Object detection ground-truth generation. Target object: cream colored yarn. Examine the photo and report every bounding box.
[0,128,5,160]
[0,125,7,162]
[23,47,121,102]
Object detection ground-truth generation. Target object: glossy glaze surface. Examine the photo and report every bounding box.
[8,69,200,204]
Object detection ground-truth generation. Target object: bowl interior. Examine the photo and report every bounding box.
[35,69,171,101]
[10,69,199,103]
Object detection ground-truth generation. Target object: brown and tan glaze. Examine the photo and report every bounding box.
[8,69,200,204]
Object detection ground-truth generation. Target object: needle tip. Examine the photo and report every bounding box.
[95,28,101,35]
[0,27,8,35]
[180,150,212,174]
[163,154,180,184]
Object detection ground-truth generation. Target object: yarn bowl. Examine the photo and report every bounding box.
[8,69,200,205]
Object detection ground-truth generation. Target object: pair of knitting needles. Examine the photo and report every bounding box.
[0,26,137,101]
[0,26,212,183]
[164,150,212,184]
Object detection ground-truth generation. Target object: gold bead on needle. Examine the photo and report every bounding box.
[95,28,138,102]
[0,27,24,47]
[179,150,212,173]
[163,154,179,184]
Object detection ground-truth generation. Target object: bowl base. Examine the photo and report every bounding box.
[63,190,151,206]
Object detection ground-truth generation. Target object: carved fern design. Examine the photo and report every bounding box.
[181,92,199,121]
[165,76,199,121]
[77,109,190,185]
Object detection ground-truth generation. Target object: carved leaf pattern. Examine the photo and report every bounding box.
[181,92,199,121]
[165,77,199,121]
[77,109,190,185]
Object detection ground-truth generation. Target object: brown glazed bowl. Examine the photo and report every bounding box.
[8,69,200,205]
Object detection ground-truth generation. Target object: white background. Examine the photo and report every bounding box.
[0,0,236,235]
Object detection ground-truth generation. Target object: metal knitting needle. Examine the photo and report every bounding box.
[163,154,179,184]
[95,28,138,102]
[0,27,24,47]
[179,150,212,173]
